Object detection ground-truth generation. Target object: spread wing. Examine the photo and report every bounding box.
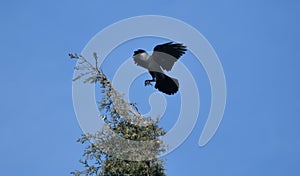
[152,42,187,71]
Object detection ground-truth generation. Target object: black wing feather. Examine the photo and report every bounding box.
[152,42,187,71]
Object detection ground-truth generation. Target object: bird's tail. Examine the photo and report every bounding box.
[155,73,179,95]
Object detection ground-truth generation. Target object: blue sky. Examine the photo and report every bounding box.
[1,0,300,175]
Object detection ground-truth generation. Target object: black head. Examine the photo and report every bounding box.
[133,49,146,56]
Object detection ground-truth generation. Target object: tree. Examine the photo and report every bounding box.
[69,53,167,176]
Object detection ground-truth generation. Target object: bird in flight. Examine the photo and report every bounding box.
[133,42,187,95]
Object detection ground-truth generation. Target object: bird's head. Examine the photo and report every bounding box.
[133,49,149,69]
[133,49,147,56]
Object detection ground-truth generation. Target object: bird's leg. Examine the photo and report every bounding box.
[145,79,155,86]
[145,72,157,86]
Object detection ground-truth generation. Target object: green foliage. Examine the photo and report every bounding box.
[70,53,167,176]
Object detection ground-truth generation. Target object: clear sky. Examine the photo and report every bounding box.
[1,0,300,175]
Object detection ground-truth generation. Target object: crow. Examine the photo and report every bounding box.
[133,42,187,95]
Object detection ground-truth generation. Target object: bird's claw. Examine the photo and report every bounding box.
[145,80,153,86]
